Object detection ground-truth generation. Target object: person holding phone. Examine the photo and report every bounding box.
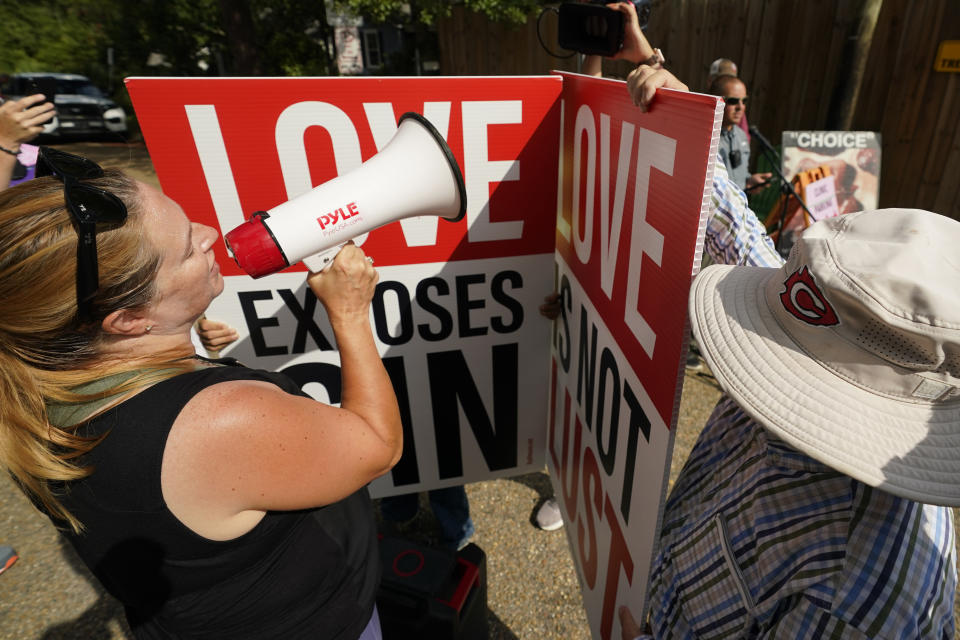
[0,93,56,190]
[0,147,402,638]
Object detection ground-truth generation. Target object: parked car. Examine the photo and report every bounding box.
[0,73,127,139]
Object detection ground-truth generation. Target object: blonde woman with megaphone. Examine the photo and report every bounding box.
[0,147,401,639]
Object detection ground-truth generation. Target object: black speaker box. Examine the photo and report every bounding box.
[377,536,488,640]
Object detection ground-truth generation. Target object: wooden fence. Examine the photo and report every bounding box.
[436,0,960,221]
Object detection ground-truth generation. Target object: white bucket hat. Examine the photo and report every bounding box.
[689,208,960,506]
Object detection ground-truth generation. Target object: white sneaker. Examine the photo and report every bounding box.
[535,498,564,531]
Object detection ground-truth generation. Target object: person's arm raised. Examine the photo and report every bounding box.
[583,54,603,77]
[0,95,56,190]
[161,244,402,538]
[583,3,660,77]
[607,1,657,65]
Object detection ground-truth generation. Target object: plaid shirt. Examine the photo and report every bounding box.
[705,159,782,268]
[637,162,957,639]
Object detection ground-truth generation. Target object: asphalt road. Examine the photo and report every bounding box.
[0,141,724,640]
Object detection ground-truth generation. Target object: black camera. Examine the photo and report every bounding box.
[557,0,651,57]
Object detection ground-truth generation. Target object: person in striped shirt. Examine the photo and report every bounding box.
[617,66,958,639]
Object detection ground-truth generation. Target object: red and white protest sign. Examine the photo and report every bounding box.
[126,76,562,496]
[547,72,721,640]
[126,73,722,637]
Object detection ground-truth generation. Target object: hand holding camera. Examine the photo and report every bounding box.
[558,0,652,59]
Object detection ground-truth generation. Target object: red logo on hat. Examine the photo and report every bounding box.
[780,266,839,326]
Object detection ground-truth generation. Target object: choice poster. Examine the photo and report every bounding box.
[781,130,881,214]
[548,72,721,640]
[126,76,563,497]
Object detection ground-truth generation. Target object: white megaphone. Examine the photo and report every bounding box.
[224,112,466,278]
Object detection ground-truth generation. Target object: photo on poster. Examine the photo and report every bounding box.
[781,130,881,214]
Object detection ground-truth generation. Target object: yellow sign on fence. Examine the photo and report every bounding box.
[934,41,960,72]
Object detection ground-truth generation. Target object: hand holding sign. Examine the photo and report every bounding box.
[625,66,689,111]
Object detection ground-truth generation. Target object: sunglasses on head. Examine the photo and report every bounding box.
[724,96,748,106]
[36,146,129,322]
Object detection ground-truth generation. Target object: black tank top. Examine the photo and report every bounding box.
[53,361,380,639]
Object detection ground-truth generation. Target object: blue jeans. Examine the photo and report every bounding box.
[380,486,474,550]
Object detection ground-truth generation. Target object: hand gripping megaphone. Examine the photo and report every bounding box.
[224,112,466,278]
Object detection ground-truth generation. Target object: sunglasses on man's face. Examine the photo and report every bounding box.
[36,146,128,322]
[724,96,748,107]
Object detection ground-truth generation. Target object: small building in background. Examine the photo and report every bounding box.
[326,0,439,77]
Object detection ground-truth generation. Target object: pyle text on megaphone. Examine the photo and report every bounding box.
[224,111,466,278]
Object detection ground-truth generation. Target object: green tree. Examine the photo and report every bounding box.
[102,0,225,78]
[245,0,335,76]
[0,0,113,77]
[1,0,334,83]
[330,0,542,76]
[334,0,543,25]
[0,0,225,93]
